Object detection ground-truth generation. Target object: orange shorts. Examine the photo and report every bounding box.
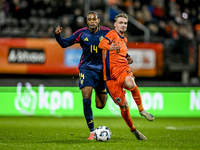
[106,68,134,106]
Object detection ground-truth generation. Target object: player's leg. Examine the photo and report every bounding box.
[95,93,107,109]
[81,86,95,140]
[107,80,147,140]
[119,100,147,140]
[79,69,95,140]
[119,100,136,132]
[107,80,146,140]
[124,75,154,121]
[94,70,108,109]
[124,75,144,112]
[119,69,144,112]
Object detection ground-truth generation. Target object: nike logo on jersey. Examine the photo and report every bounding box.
[84,37,89,41]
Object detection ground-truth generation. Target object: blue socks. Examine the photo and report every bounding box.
[83,99,94,132]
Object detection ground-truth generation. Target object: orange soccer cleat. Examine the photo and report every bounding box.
[87,132,95,140]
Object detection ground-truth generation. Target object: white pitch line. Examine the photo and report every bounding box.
[166,126,183,130]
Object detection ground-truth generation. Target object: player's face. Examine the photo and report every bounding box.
[87,13,100,30]
[114,17,128,34]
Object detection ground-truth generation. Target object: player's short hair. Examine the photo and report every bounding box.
[114,13,128,22]
[87,11,99,19]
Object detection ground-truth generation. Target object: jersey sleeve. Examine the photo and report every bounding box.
[98,31,115,50]
[126,53,130,58]
[55,27,86,48]
[98,38,110,50]
[55,33,77,48]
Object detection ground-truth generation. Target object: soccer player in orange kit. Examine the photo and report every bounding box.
[98,13,154,140]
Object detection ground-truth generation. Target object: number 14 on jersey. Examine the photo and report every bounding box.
[90,45,98,53]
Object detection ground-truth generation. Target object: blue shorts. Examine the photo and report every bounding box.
[79,68,107,94]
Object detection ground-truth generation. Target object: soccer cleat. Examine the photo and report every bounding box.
[140,110,155,121]
[133,130,147,140]
[87,132,95,140]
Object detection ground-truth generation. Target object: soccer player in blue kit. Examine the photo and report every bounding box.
[55,11,133,140]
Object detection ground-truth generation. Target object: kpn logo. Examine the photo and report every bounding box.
[14,82,74,116]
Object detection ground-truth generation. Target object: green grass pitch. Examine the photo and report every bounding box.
[0,117,199,150]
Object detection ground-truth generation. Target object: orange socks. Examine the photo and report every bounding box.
[121,108,136,132]
[130,86,144,112]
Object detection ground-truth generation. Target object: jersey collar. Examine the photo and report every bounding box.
[114,30,125,39]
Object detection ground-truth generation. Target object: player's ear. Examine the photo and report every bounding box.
[114,22,116,28]
[98,18,100,23]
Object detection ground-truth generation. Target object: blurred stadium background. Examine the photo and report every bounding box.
[0,0,200,118]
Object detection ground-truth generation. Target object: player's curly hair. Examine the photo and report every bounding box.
[87,11,99,18]
[114,13,128,22]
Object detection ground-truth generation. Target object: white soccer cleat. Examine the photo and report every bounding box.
[140,110,155,121]
[133,130,147,140]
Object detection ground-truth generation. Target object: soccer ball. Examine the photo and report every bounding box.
[94,126,111,142]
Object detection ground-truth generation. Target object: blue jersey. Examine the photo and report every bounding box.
[55,26,110,72]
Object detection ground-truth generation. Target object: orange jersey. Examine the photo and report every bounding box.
[99,30,130,81]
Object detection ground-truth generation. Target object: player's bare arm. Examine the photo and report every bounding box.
[55,26,62,34]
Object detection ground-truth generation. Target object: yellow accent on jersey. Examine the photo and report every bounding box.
[84,37,89,41]
[99,36,104,41]
[90,45,98,53]
[81,80,84,85]
[102,88,107,92]
[79,72,84,85]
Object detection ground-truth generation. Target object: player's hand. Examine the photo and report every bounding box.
[127,56,133,64]
[110,40,120,51]
[55,26,62,34]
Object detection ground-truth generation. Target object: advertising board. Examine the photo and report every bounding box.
[0,38,163,77]
[0,84,199,117]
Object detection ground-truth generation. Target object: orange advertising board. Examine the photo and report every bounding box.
[127,42,163,77]
[0,38,164,77]
[26,38,79,75]
[0,38,27,74]
[0,38,79,75]
[199,45,200,77]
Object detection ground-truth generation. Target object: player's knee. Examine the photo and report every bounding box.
[82,87,93,99]
[96,105,105,109]
[96,102,106,109]
[119,105,128,110]
[82,93,92,99]
[125,76,136,89]
[95,96,107,109]
[128,84,135,89]
[96,101,106,109]
[125,80,136,89]
[119,101,128,109]
[125,81,135,89]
